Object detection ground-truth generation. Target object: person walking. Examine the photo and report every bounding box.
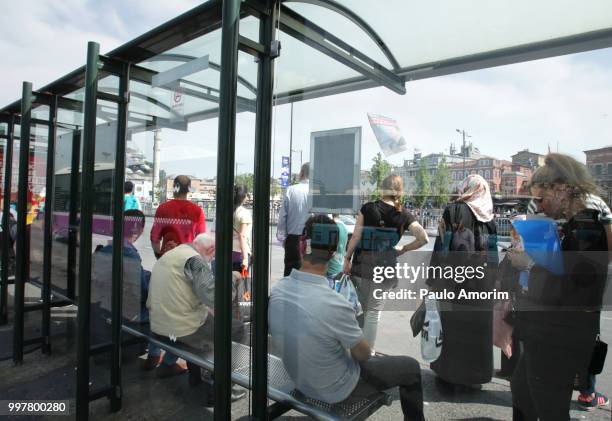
[277,163,310,276]
[232,184,252,272]
[508,153,609,420]
[124,181,141,211]
[343,175,428,354]
[428,174,498,388]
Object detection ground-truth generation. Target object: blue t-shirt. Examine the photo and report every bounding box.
[124,194,141,211]
[269,269,363,403]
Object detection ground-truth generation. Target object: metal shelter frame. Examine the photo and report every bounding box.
[2,1,612,420]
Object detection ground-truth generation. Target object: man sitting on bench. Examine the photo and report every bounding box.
[269,215,425,421]
[147,232,246,401]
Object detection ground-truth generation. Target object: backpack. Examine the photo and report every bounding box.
[359,202,404,267]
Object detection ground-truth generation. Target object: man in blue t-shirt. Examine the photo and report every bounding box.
[269,215,425,420]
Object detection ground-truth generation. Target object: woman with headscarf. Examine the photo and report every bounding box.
[429,174,498,388]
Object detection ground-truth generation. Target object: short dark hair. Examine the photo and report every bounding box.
[124,209,145,237]
[173,175,191,196]
[124,181,134,194]
[303,214,339,265]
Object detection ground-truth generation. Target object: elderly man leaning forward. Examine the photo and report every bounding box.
[147,233,246,401]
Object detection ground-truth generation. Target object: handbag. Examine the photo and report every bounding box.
[420,297,443,363]
[410,300,426,337]
[589,335,608,375]
[333,274,363,316]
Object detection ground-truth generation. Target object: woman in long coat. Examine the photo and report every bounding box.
[429,174,498,387]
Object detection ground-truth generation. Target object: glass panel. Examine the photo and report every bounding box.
[89,98,119,388]
[26,121,48,286]
[31,104,49,122]
[274,15,362,95]
[301,0,612,70]
[113,23,223,418]
[51,122,82,296]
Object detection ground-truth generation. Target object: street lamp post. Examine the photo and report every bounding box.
[291,148,302,180]
[456,128,472,176]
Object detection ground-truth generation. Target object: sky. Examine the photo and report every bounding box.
[2,1,612,180]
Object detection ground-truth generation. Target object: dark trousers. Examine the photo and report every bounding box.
[283,234,302,277]
[500,337,521,375]
[180,315,246,386]
[511,339,589,421]
[349,356,424,421]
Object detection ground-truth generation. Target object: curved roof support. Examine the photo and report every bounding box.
[283,0,400,71]
[145,53,258,95]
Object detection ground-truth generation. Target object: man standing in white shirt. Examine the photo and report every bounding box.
[277,162,310,276]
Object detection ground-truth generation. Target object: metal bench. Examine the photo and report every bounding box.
[122,323,391,421]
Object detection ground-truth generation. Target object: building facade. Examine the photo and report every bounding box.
[511,149,545,169]
[448,157,511,194]
[584,146,612,205]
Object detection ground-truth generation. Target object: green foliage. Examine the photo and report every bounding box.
[432,158,451,207]
[269,177,281,198]
[369,152,392,200]
[235,173,254,194]
[414,158,430,208]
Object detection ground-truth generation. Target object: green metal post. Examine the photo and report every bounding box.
[41,95,58,354]
[215,0,240,419]
[76,41,100,421]
[13,82,33,364]
[109,61,130,412]
[252,1,277,418]
[0,115,15,326]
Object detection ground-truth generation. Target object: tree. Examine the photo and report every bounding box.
[369,152,392,200]
[414,158,430,208]
[235,173,254,194]
[269,177,281,199]
[432,158,451,207]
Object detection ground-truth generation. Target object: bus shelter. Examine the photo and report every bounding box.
[1,1,612,420]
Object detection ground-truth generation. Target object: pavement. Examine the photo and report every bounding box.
[0,217,610,420]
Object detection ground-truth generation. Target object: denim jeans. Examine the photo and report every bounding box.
[148,343,179,367]
[579,374,596,396]
[348,355,424,421]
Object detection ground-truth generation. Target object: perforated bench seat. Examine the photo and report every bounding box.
[122,323,391,421]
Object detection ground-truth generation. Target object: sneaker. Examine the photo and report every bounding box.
[578,392,609,411]
[156,362,188,378]
[142,354,162,371]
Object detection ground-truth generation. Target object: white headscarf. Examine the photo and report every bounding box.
[457,174,494,223]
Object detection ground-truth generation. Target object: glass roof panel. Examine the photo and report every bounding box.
[274,18,362,94]
[283,2,390,67]
[331,0,612,70]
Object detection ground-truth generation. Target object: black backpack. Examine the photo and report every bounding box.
[447,202,495,254]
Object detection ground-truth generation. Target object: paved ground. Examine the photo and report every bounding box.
[0,217,610,420]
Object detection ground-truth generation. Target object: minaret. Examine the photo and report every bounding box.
[153,129,161,200]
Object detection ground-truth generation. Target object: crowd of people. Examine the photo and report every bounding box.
[87,153,608,420]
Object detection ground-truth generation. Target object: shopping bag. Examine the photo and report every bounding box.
[333,274,363,316]
[421,297,443,363]
[410,300,426,337]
